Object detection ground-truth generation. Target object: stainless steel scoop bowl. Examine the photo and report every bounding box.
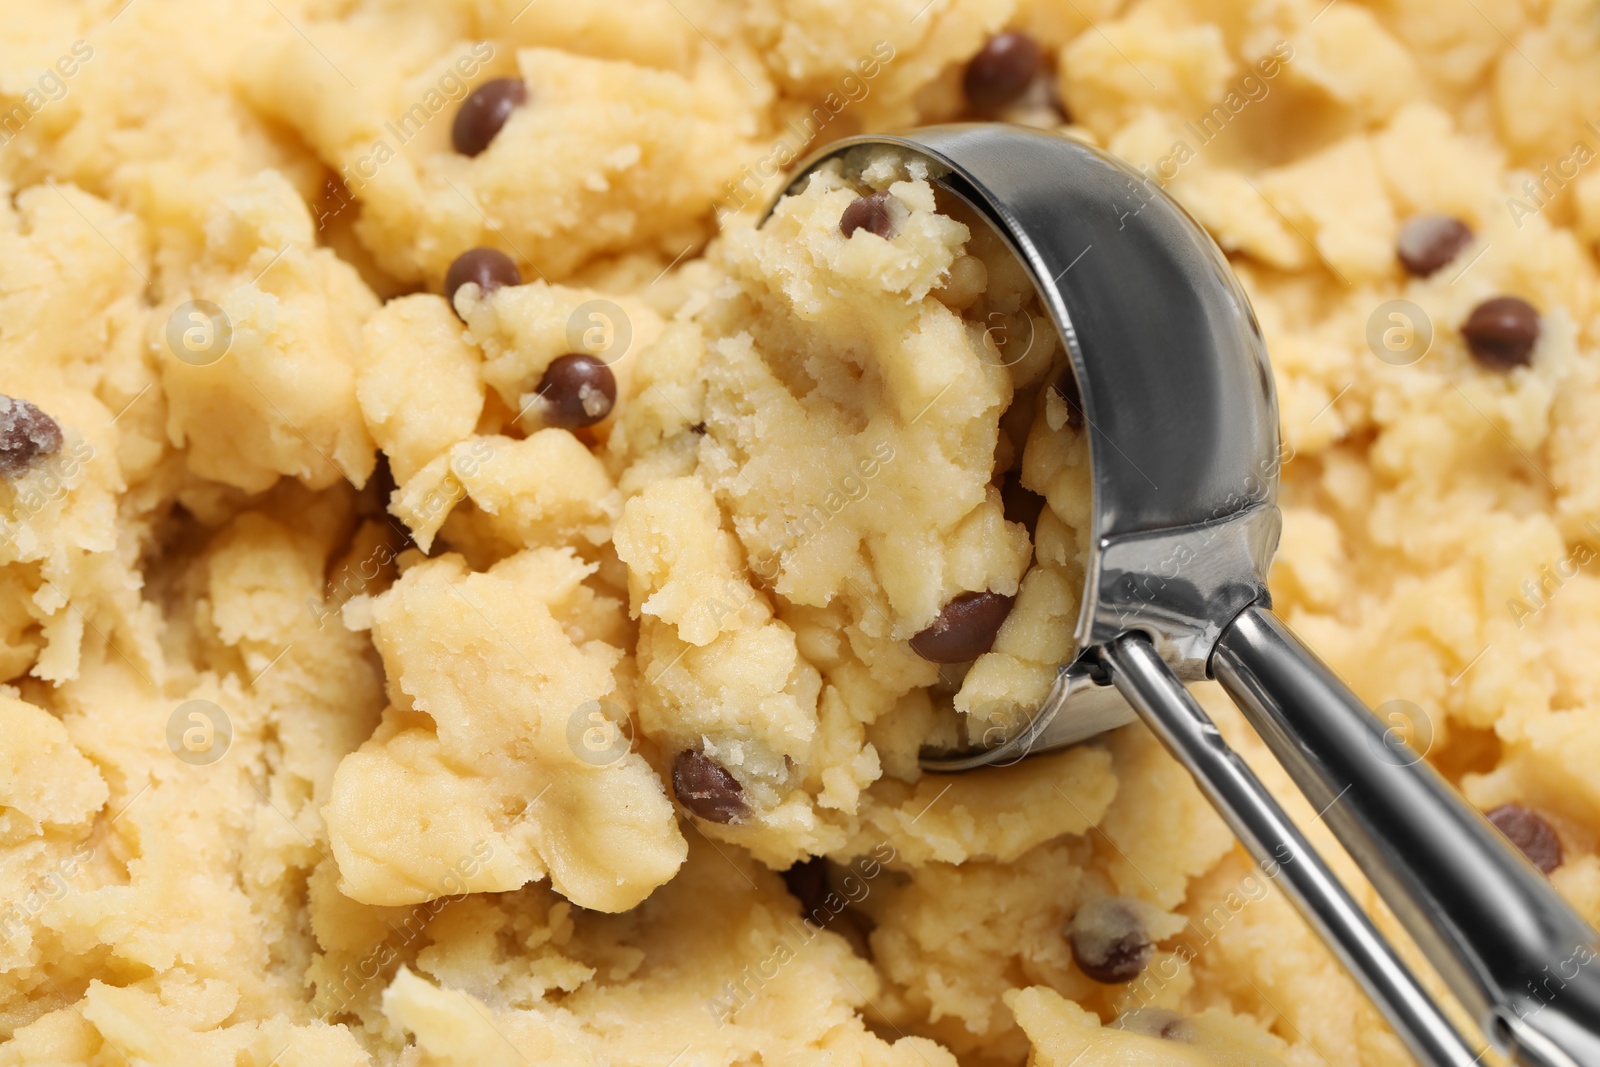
[775,125,1600,1067]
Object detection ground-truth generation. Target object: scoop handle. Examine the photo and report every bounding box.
[1213,602,1600,1067]
[1103,633,1485,1067]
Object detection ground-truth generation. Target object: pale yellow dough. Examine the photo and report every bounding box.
[2,0,1600,1065]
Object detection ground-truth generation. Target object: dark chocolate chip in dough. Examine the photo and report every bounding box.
[1397,214,1473,277]
[1487,803,1563,873]
[1068,897,1153,984]
[443,247,521,319]
[672,750,748,824]
[1461,296,1540,371]
[451,77,527,157]
[536,353,618,429]
[963,31,1042,112]
[909,591,1016,663]
[0,395,64,477]
[840,192,896,239]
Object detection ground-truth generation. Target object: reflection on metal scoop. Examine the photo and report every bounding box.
[774,126,1600,1067]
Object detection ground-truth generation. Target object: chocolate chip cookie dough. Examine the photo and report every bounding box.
[2,0,1599,1065]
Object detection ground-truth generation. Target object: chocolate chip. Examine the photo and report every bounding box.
[1068,897,1153,984]
[1397,215,1473,277]
[1461,296,1540,371]
[444,248,521,319]
[672,750,747,824]
[536,354,617,429]
[1487,803,1563,873]
[451,77,527,157]
[0,395,64,477]
[840,193,896,239]
[1054,366,1084,433]
[909,590,1015,663]
[963,31,1042,112]
[1000,473,1046,529]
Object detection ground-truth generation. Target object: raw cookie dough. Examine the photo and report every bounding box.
[2,0,1600,1065]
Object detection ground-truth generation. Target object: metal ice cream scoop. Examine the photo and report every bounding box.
[774,125,1600,1067]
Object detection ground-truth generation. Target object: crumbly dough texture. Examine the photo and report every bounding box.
[2,0,1599,1065]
